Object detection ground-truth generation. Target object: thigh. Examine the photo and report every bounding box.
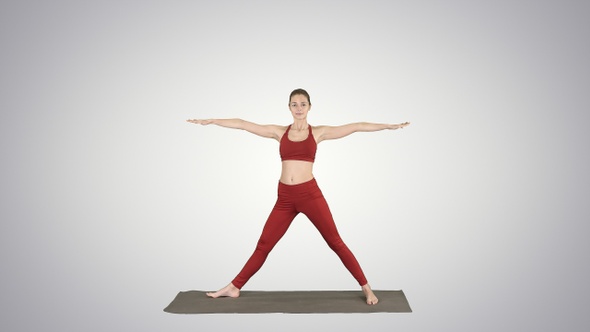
[256,199,298,248]
[300,194,342,241]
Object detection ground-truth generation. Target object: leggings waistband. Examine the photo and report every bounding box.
[278,178,318,193]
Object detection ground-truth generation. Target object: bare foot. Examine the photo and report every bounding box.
[362,284,379,305]
[206,283,240,298]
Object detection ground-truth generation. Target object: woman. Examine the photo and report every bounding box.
[187,88,409,305]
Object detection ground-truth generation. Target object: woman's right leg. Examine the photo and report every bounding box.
[231,203,297,289]
[207,194,297,298]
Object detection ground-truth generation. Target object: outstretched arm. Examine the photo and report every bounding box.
[316,122,410,143]
[186,118,283,140]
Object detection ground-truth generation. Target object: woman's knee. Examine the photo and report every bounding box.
[255,238,276,255]
[326,236,347,252]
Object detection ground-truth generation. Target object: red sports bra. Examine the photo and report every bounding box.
[279,125,317,162]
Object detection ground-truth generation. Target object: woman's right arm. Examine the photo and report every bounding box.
[186,118,283,141]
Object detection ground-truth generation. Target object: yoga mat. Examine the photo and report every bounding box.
[164,290,412,314]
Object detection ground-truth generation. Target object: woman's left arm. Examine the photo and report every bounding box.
[316,122,410,143]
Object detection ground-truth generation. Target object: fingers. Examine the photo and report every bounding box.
[186,119,208,125]
[388,122,410,130]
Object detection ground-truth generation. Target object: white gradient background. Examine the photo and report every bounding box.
[1,0,589,331]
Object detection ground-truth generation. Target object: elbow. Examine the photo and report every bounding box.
[357,122,370,132]
[235,118,246,129]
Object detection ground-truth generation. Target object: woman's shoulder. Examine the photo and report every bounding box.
[274,124,290,138]
[311,124,329,134]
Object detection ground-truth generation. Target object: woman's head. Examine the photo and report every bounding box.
[288,88,311,120]
[289,88,311,106]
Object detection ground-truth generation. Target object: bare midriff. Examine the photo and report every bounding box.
[279,160,314,185]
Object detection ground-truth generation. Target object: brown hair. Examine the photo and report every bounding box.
[289,88,311,105]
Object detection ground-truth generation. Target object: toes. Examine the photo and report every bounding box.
[366,297,378,305]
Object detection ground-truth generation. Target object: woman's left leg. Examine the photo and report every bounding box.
[298,187,368,286]
[298,182,379,304]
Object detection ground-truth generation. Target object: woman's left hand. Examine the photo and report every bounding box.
[391,122,410,130]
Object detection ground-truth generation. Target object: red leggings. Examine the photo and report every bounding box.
[231,178,368,289]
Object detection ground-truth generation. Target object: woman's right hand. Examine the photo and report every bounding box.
[186,119,213,125]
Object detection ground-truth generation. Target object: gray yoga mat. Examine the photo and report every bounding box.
[164,290,412,314]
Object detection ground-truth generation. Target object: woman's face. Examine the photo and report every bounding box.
[289,94,311,120]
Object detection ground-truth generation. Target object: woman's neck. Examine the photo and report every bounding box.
[291,120,309,131]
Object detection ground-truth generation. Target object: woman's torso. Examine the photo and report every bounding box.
[279,125,317,185]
